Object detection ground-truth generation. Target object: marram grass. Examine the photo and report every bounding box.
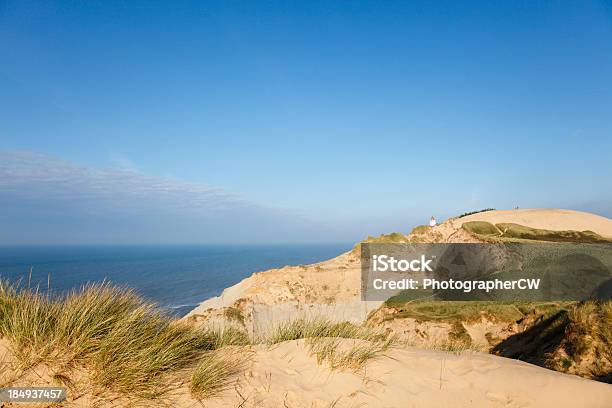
[266,317,394,370]
[0,280,238,400]
[0,280,397,402]
[190,350,244,400]
[266,317,385,345]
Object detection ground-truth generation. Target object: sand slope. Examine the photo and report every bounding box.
[201,340,612,408]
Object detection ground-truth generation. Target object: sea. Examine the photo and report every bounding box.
[0,244,351,316]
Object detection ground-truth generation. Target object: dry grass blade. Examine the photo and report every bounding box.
[190,350,243,400]
[307,336,394,371]
[267,317,383,345]
[204,326,250,348]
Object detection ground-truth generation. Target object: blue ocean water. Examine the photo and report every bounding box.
[0,244,350,316]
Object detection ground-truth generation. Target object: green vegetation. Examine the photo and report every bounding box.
[564,301,612,380]
[379,299,611,381]
[266,318,394,370]
[266,318,384,345]
[0,280,396,402]
[371,300,563,354]
[496,223,612,243]
[492,300,612,382]
[375,299,611,366]
[410,225,430,235]
[206,325,250,348]
[0,280,243,400]
[361,232,410,245]
[448,320,472,347]
[380,299,569,325]
[191,350,243,400]
[461,221,502,237]
[351,232,411,254]
[462,221,612,243]
[308,336,394,370]
[223,306,245,325]
[353,228,450,253]
[373,232,409,242]
[600,302,612,355]
[457,208,496,218]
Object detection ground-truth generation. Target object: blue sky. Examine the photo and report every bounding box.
[1,1,611,244]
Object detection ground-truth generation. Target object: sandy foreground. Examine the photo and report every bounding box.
[189,340,612,408]
[3,338,611,407]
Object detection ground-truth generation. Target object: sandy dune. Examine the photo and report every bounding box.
[461,208,612,238]
[200,340,612,408]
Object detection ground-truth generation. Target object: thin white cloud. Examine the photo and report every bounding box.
[0,150,337,244]
[0,150,249,213]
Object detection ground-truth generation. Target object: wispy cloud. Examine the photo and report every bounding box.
[0,151,331,244]
[0,150,249,212]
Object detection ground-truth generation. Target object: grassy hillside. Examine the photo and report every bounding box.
[462,221,612,243]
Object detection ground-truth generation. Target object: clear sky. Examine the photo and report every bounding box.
[1,1,611,244]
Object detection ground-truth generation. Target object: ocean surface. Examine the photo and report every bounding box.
[0,244,351,316]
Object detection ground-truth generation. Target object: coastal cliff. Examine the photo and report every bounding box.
[185,208,612,335]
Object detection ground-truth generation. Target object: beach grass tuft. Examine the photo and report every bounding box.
[307,336,394,370]
[266,318,382,345]
[0,280,239,400]
[267,317,394,370]
[190,350,244,400]
[204,325,250,348]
